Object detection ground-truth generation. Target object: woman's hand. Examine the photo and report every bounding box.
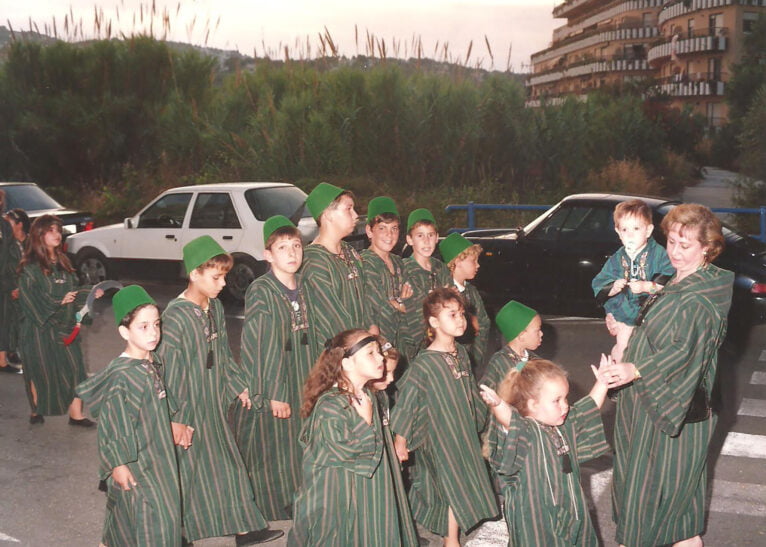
[111,464,137,491]
[601,360,638,389]
[394,434,409,462]
[270,400,291,418]
[60,291,77,305]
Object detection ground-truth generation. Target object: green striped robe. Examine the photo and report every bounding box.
[480,348,540,391]
[486,397,609,546]
[0,238,23,353]
[301,242,367,352]
[377,391,420,547]
[77,356,182,546]
[18,263,90,415]
[360,249,412,352]
[231,272,316,520]
[158,297,267,541]
[288,387,403,546]
[454,281,490,372]
[390,346,498,535]
[401,257,451,360]
[613,265,733,546]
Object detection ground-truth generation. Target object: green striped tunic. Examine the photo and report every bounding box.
[301,242,367,352]
[360,249,412,352]
[401,257,451,360]
[377,391,420,547]
[390,346,498,536]
[613,265,733,546]
[486,397,609,546]
[480,348,540,391]
[158,297,267,541]
[0,238,23,353]
[77,356,182,546]
[18,263,90,415]
[230,272,315,520]
[288,387,403,546]
[454,281,490,372]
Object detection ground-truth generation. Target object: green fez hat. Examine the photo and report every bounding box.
[263,215,296,243]
[495,300,538,342]
[406,208,436,232]
[113,285,156,325]
[183,235,226,275]
[306,182,344,221]
[438,232,473,264]
[367,196,399,224]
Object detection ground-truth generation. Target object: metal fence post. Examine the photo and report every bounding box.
[467,202,476,231]
[761,206,766,243]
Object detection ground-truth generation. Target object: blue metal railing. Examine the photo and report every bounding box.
[445,202,766,243]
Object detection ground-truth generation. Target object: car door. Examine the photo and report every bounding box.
[119,191,193,277]
[180,192,243,255]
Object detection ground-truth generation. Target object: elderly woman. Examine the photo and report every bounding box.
[602,203,733,547]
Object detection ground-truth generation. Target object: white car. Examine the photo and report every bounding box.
[66,182,319,301]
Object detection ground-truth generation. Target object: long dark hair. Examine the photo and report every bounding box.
[19,214,74,275]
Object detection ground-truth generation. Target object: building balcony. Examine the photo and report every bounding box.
[652,72,726,96]
[659,0,766,26]
[552,0,663,43]
[532,24,659,65]
[553,0,604,19]
[647,28,727,63]
[528,56,651,87]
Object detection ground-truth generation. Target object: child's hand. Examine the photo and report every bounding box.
[479,384,501,407]
[111,464,137,490]
[238,389,252,410]
[171,422,194,449]
[270,400,291,419]
[470,314,480,333]
[394,434,409,462]
[628,280,650,294]
[590,353,611,387]
[94,288,104,299]
[60,291,77,305]
[608,279,627,297]
[11,288,19,300]
[400,282,413,300]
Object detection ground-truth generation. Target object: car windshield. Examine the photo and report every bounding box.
[2,184,62,212]
[245,186,311,221]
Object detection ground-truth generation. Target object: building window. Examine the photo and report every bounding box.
[687,18,695,38]
[708,58,722,81]
[743,12,759,33]
[709,14,722,35]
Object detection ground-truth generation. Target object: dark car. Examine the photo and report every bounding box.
[1,182,94,236]
[464,193,766,325]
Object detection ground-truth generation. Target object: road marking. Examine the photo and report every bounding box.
[739,398,766,418]
[752,371,766,385]
[759,350,766,362]
[721,432,766,459]
[709,480,766,517]
[0,532,20,543]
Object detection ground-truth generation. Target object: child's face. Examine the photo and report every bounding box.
[43,224,62,249]
[325,195,359,237]
[517,315,543,351]
[190,265,228,299]
[429,299,467,338]
[452,253,480,282]
[528,377,570,426]
[119,305,161,356]
[8,218,25,241]
[406,224,438,259]
[265,235,303,275]
[615,214,653,254]
[372,357,397,390]
[366,220,400,254]
[343,340,385,384]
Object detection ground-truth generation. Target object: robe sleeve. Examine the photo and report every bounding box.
[302,252,357,344]
[389,368,427,450]
[241,288,284,409]
[568,396,610,463]
[630,298,718,437]
[216,301,249,398]
[470,285,490,366]
[157,315,196,428]
[470,373,489,433]
[97,379,139,480]
[18,266,62,327]
[592,251,622,304]
[486,410,531,488]
[312,397,383,478]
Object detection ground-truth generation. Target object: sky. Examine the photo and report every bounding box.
[4,1,560,72]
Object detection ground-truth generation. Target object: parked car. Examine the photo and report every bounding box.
[1,182,94,236]
[464,193,766,325]
[67,182,323,302]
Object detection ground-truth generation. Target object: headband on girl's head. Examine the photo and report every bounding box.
[344,335,378,358]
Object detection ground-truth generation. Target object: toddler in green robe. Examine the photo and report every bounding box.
[77,285,182,546]
[479,357,611,546]
[480,300,543,391]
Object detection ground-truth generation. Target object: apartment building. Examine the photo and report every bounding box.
[528,0,766,126]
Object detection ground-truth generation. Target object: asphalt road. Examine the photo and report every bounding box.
[1,278,765,546]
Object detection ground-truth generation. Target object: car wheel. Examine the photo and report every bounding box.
[76,249,111,284]
[224,255,266,303]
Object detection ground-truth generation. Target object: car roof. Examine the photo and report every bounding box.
[165,182,295,192]
[561,193,681,209]
[0,182,38,186]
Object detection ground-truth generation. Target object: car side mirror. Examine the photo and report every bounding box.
[124,218,133,229]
